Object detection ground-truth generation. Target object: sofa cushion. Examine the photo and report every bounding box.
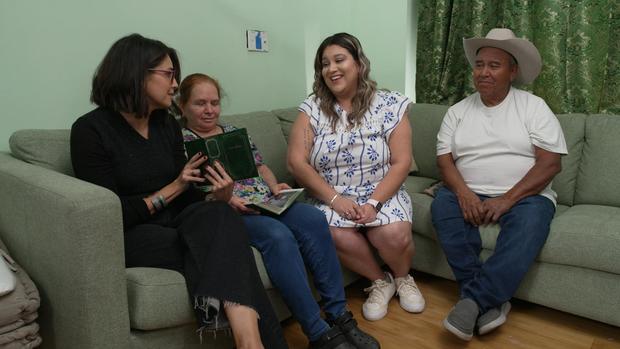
[574,115,620,206]
[9,129,73,176]
[126,268,194,330]
[461,203,620,275]
[222,111,293,185]
[410,191,576,260]
[408,103,448,180]
[477,204,570,249]
[271,107,299,141]
[539,205,620,275]
[410,192,436,241]
[126,248,274,330]
[404,176,438,195]
[552,114,586,206]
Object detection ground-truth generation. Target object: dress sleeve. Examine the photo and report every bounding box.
[70,117,151,229]
[298,96,320,134]
[383,91,411,141]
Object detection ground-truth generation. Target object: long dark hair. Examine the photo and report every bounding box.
[312,33,377,130]
[91,33,180,118]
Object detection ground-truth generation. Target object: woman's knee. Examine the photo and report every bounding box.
[372,225,412,251]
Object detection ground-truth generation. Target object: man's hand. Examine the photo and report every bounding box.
[481,196,514,224]
[456,189,486,226]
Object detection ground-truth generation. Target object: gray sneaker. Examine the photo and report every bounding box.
[477,302,511,335]
[443,298,479,341]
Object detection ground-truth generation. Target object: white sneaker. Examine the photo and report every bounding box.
[395,274,425,313]
[362,272,396,321]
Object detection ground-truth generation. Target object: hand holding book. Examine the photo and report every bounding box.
[183,128,258,188]
[229,196,260,215]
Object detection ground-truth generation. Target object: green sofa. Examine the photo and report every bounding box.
[0,108,358,349]
[0,104,618,348]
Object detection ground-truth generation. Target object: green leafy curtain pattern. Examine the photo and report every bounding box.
[416,0,619,114]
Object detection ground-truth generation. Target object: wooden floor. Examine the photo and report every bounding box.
[282,272,620,349]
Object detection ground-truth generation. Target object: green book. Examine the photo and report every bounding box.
[184,128,258,186]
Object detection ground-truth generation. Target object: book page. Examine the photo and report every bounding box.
[262,190,301,209]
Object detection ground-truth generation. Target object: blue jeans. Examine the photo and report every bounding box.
[242,203,347,341]
[431,187,555,313]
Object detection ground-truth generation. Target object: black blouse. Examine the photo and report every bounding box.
[71,107,203,229]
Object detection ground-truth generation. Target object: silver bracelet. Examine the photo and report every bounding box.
[157,195,167,208]
[151,196,163,211]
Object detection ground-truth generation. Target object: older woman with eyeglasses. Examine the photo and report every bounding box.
[70,33,287,349]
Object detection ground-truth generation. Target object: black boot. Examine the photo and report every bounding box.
[309,326,356,349]
[330,311,380,349]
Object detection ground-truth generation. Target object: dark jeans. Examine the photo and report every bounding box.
[243,203,347,342]
[431,187,555,313]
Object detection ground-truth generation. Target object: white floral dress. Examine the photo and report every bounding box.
[298,90,413,227]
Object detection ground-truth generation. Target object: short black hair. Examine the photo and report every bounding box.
[91,33,180,118]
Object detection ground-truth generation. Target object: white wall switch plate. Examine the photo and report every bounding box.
[246,30,268,52]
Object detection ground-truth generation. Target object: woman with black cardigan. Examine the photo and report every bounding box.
[70,33,287,349]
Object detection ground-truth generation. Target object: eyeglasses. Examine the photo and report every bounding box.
[148,68,176,82]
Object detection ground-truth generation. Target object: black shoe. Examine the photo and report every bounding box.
[330,311,380,349]
[309,326,356,349]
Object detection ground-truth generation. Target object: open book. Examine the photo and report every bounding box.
[245,188,305,215]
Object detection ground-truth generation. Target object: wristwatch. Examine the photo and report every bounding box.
[366,199,383,213]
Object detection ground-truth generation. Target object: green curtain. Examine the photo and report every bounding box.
[416,0,619,114]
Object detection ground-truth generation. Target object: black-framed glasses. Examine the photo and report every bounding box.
[148,68,176,82]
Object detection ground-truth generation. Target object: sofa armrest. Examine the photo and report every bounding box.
[0,152,131,348]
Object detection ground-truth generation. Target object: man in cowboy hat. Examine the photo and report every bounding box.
[431,28,568,341]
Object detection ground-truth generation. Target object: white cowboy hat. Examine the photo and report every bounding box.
[463,28,542,85]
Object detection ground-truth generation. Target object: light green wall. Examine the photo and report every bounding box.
[0,0,415,151]
[302,0,416,96]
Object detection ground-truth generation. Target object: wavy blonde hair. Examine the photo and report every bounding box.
[312,33,377,131]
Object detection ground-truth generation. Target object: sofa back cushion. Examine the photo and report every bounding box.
[409,103,447,180]
[574,114,620,206]
[552,114,586,206]
[222,110,293,184]
[9,129,74,176]
[271,107,299,141]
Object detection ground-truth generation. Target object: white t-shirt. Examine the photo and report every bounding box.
[436,87,567,205]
